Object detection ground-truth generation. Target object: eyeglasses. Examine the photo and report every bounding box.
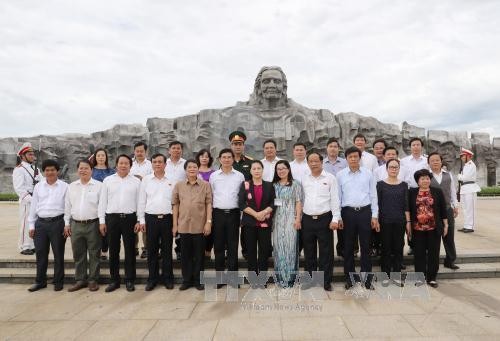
[388,166,400,170]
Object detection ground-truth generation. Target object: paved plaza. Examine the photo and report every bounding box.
[1,200,500,340]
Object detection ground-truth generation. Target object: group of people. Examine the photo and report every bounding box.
[12,130,481,293]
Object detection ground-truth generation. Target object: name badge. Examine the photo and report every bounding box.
[274,198,283,206]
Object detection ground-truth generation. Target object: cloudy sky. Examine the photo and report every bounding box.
[1,0,499,139]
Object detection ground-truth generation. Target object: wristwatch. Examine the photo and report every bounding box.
[207,219,212,224]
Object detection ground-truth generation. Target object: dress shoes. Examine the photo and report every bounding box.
[54,283,64,291]
[28,283,47,292]
[88,282,99,291]
[105,282,120,293]
[68,281,88,292]
[126,281,135,292]
[179,283,192,291]
[324,284,333,291]
[344,282,354,290]
[216,284,226,289]
[407,248,414,256]
[196,284,205,291]
[427,281,439,288]
[145,282,156,291]
[20,249,35,255]
[140,249,148,259]
[400,264,407,270]
[444,263,460,270]
[164,282,174,290]
[463,229,474,233]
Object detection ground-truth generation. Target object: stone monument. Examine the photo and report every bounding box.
[0,66,499,192]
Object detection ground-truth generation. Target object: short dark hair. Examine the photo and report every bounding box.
[76,159,92,169]
[218,148,234,158]
[385,158,400,169]
[414,168,433,183]
[383,146,399,156]
[115,154,133,167]
[409,137,424,147]
[133,141,148,151]
[195,149,214,168]
[372,138,387,148]
[326,137,340,148]
[184,159,198,170]
[272,160,293,185]
[306,149,324,162]
[353,133,366,143]
[91,148,110,168]
[151,153,167,163]
[263,139,277,148]
[345,146,362,158]
[250,160,264,169]
[42,159,60,171]
[427,152,443,164]
[293,142,306,149]
[169,140,183,149]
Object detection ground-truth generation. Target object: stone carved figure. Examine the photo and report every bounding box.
[1,66,499,192]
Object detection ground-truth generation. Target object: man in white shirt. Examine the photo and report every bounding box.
[130,141,153,259]
[372,138,387,166]
[373,147,411,183]
[353,133,378,172]
[428,152,460,270]
[98,154,141,292]
[165,140,187,259]
[400,137,429,188]
[290,142,310,183]
[261,139,281,182]
[209,149,244,286]
[301,150,340,291]
[64,159,103,292]
[27,159,68,292]
[457,148,481,233]
[138,153,175,291]
[12,142,42,255]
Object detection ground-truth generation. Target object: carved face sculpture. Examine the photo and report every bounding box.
[260,70,284,100]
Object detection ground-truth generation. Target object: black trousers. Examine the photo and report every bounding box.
[145,214,173,284]
[244,225,272,274]
[240,226,247,255]
[34,216,66,285]
[106,213,136,283]
[205,232,214,253]
[213,208,240,272]
[301,212,333,285]
[342,206,372,283]
[336,230,359,256]
[443,207,457,265]
[380,220,405,275]
[371,229,381,252]
[413,229,441,282]
[180,233,205,285]
[101,233,108,253]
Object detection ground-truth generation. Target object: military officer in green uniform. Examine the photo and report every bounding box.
[229,131,253,259]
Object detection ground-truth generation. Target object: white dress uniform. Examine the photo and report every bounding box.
[12,143,43,252]
[457,149,481,231]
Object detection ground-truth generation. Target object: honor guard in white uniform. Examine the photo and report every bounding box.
[12,142,43,255]
[457,148,481,233]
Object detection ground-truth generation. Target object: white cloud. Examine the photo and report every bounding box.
[0,0,499,139]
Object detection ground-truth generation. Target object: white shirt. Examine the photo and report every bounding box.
[209,168,244,209]
[12,161,43,202]
[166,158,186,184]
[373,163,411,183]
[290,159,310,183]
[400,154,429,188]
[98,173,141,224]
[431,169,459,208]
[64,178,102,225]
[137,173,175,224]
[130,159,153,178]
[28,179,68,230]
[361,151,378,172]
[301,171,341,223]
[261,157,282,182]
[457,160,481,194]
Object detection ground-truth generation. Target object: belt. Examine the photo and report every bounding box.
[107,213,136,219]
[214,208,239,214]
[72,218,98,224]
[145,213,172,219]
[462,181,475,185]
[38,214,64,222]
[342,204,371,212]
[303,211,331,220]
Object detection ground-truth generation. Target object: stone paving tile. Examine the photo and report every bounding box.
[342,314,420,338]
[280,316,351,340]
[190,301,251,320]
[143,319,218,340]
[404,313,488,337]
[9,320,95,341]
[74,319,156,341]
[0,321,33,339]
[214,318,282,341]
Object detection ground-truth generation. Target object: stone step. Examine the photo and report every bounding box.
[1,253,499,269]
[1,262,499,284]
